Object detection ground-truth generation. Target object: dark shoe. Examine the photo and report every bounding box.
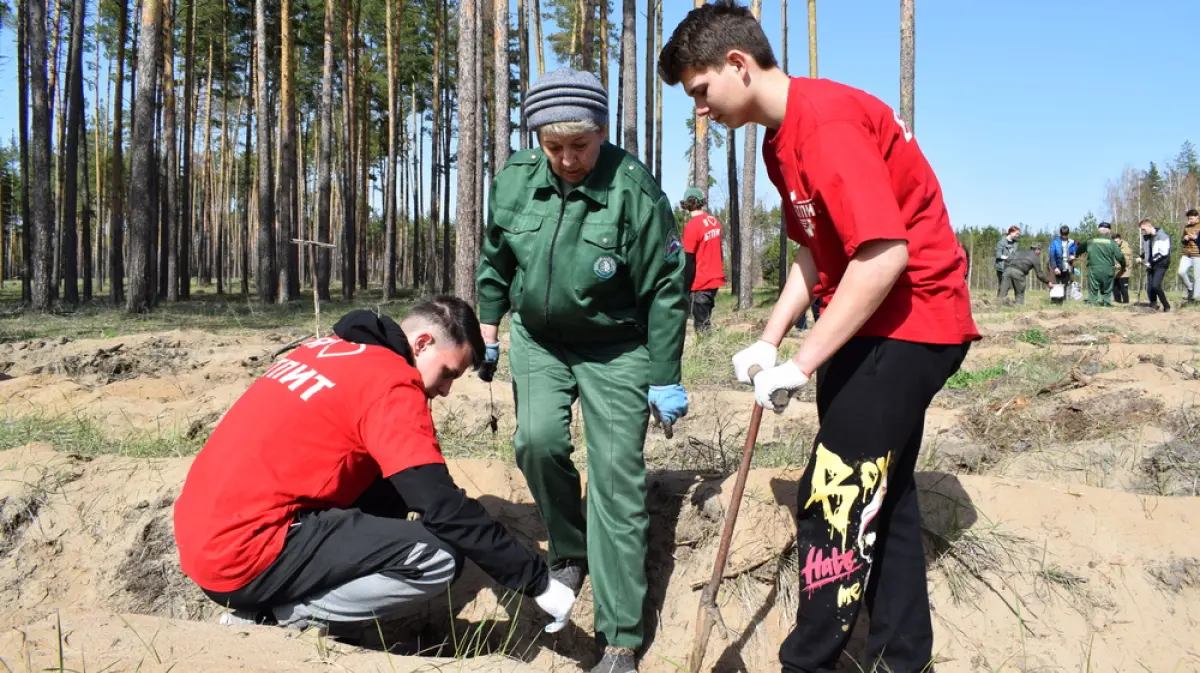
[550,560,587,595]
[1164,305,1172,313]
[591,647,637,673]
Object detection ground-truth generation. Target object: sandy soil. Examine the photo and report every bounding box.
[3,302,1200,672]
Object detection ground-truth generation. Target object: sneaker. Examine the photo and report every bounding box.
[550,560,587,595]
[591,647,637,673]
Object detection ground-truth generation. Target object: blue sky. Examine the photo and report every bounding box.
[1,0,1197,235]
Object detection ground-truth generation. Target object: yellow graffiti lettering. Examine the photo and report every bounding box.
[859,453,891,502]
[837,582,862,608]
[805,444,859,549]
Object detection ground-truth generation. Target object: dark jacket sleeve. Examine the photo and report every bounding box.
[389,464,549,596]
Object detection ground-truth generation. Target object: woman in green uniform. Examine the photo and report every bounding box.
[475,68,688,673]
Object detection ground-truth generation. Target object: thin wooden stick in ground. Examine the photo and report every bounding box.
[292,238,337,336]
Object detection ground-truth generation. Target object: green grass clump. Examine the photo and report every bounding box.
[0,414,204,458]
[946,365,1008,390]
[1016,328,1050,346]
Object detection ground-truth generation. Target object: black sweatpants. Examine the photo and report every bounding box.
[1147,263,1170,310]
[690,289,718,332]
[780,337,970,673]
[204,479,462,614]
[1114,277,1129,304]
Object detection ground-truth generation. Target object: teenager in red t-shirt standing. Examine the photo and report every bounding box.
[680,186,727,332]
[173,298,575,638]
[661,4,978,671]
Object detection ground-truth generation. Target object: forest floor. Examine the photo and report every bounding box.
[1,284,1199,672]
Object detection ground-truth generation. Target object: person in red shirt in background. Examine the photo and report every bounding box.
[680,186,727,332]
[174,298,575,639]
[660,3,978,671]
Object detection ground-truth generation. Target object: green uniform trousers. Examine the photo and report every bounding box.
[509,316,650,651]
[1087,270,1115,306]
[999,268,1028,304]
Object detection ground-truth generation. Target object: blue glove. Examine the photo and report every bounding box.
[479,342,500,382]
[648,384,689,426]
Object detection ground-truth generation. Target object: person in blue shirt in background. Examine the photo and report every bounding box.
[1049,225,1078,304]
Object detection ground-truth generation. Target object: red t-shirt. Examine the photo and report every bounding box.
[763,77,978,345]
[683,213,727,291]
[173,336,445,592]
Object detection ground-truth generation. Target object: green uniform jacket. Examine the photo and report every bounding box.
[995,238,1018,272]
[476,143,687,386]
[1078,236,1126,277]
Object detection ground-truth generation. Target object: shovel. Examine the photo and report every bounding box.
[688,365,790,672]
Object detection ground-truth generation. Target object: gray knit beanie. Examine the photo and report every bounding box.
[524,68,609,131]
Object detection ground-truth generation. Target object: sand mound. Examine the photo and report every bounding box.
[3,442,1199,672]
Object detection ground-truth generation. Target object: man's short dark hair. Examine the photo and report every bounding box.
[1059,225,1070,236]
[680,196,705,211]
[408,295,486,369]
[1112,233,1122,241]
[658,1,778,86]
[1188,208,1199,218]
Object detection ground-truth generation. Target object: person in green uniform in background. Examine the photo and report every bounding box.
[998,243,1054,304]
[1113,233,1133,304]
[475,68,688,673]
[1078,222,1126,306]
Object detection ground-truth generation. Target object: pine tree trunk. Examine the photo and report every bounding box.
[778,0,789,292]
[692,1,708,199]
[654,0,662,184]
[50,0,65,298]
[82,105,93,300]
[579,0,594,73]
[356,53,368,291]
[18,0,32,304]
[382,0,398,299]
[738,0,761,310]
[727,125,740,298]
[899,0,915,133]
[533,0,544,77]
[493,0,509,174]
[277,0,298,302]
[808,0,817,78]
[127,0,163,313]
[61,0,86,305]
[341,0,357,299]
[241,82,252,297]
[643,0,654,172]
[442,55,452,292]
[517,0,529,149]
[163,0,179,300]
[179,0,195,298]
[598,0,607,93]
[455,0,479,303]
[108,0,128,304]
[255,0,276,302]
[28,0,55,310]
[410,77,421,287]
[426,0,442,291]
[620,0,636,154]
[199,48,214,286]
[316,0,334,299]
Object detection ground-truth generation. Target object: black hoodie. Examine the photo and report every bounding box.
[331,310,549,596]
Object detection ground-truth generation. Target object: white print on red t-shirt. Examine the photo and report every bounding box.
[301,335,367,358]
[791,192,817,238]
[702,228,720,242]
[262,357,337,401]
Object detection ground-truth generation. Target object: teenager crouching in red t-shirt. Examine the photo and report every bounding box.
[173,298,575,639]
[680,187,728,332]
[660,4,979,671]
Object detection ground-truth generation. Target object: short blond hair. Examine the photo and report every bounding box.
[538,119,603,138]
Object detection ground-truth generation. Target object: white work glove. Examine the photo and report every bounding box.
[534,578,576,633]
[732,341,778,384]
[753,360,811,412]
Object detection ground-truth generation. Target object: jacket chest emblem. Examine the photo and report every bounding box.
[593,255,618,279]
[791,192,818,238]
